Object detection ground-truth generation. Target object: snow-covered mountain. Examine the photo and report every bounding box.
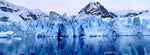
[0,0,48,22]
[79,1,117,18]
[113,10,149,18]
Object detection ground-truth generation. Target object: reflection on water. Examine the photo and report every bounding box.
[0,35,150,55]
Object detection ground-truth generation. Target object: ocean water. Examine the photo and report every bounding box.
[0,35,150,55]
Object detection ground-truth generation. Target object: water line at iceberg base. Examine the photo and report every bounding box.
[0,17,150,55]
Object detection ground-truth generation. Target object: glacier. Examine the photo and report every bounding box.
[0,0,150,55]
[0,12,150,55]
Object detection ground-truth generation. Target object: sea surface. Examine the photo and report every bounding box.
[0,35,150,55]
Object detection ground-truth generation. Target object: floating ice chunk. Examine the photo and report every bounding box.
[0,31,14,37]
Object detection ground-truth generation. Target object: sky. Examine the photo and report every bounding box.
[6,0,150,16]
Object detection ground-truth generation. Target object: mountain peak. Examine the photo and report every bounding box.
[79,1,117,18]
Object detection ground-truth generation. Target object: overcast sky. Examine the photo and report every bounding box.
[6,0,150,16]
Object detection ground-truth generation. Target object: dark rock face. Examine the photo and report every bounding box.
[0,7,13,12]
[0,17,8,22]
[27,12,38,20]
[79,2,116,18]
[121,10,149,17]
[109,12,118,17]
[139,10,148,14]
[0,7,20,13]
[19,12,38,21]
[19,15,30,21]
[121,13,139,17]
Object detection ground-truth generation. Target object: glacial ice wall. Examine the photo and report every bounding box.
[1,11,150,55]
